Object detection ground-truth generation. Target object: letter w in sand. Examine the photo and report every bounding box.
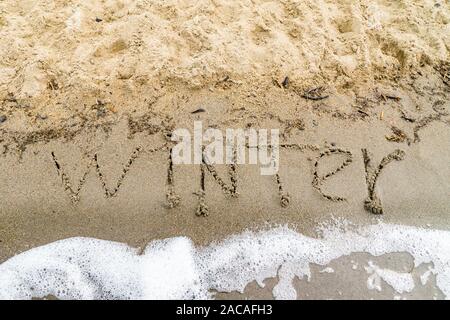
[51,147,142,203]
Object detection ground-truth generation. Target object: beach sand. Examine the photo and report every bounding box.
[0,0,449,299]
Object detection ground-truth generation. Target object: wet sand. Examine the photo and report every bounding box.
[0,86,449,298]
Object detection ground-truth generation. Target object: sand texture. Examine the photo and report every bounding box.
[0,0,449,124]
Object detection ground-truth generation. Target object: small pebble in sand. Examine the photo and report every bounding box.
[191,108,206,114]
[282,76,289,88]
[0,115,7,124]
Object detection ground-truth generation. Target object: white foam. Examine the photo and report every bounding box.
[320,267,335,274]
[420,267,435,286]
[365,261,414,294]
[0,221,450,300]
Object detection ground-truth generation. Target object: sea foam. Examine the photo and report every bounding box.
[0,221,449,300]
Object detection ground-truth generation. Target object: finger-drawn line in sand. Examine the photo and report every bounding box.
[270,146,290,208]
[51,144,166,203]
[193,148,239,217]
[312,148,353,202]
[51,151,92,203]
[94,147,142,198]
[203,153,238,197]
[385,108,449,145]
[194,163,209,217]
[275,172,290,208]
[412,112,448,143]
[165,147,181,209]
[361,149,406,215]
[280,143,320,152]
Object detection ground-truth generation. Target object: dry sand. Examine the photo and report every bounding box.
[0,0,449,299]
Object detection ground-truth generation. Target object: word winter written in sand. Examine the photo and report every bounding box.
[49,125,408,216]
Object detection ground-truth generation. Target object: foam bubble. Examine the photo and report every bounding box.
[420,267,435,286]
[320,267,335,273]
[365,261,415,294]
[1,221,450,300]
